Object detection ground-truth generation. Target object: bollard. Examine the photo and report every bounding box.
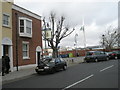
[72,59,74,63]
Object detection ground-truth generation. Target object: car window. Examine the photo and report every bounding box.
[100,51,104,54]
[86,52,94,56]
[55,59,61,63]
[95,52,100,55]
[113,51,120,54]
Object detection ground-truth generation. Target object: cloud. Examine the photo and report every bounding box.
[14,1,118,48]
[60,19,118,47]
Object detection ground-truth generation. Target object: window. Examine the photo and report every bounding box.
[19,17,32,38]
[20,19,24,33]
[3,14,10,27]
[22,42,29,59]
[26,20,32,34]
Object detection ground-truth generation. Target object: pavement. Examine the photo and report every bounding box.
[1,57,84,84]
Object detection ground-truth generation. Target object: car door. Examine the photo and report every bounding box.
[55,59,61,70]
[99,51,106,60]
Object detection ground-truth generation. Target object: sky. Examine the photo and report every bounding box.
[14,0,119,48]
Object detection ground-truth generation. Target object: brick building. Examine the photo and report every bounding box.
[12,4,42,71]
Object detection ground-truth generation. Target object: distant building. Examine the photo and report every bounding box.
[12,4,42,71]
[86,45,103,50]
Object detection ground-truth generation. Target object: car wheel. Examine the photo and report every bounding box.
[63,65,67,70]
[106,57,109,61]
[86,61,89,63]
[95,58,98,62]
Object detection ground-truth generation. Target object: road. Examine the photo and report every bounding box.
[3,59,118,89]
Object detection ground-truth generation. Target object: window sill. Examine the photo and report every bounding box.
[2,25,11,28]
[23,57,30,60]
[19,33,32,38]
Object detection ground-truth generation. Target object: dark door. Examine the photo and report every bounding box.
[37,52,41,66]
[3,45,9,56]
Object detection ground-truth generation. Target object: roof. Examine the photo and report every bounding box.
[12,4,41,20]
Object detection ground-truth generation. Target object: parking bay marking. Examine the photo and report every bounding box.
[62,74,94,90]
[100,65,114,72]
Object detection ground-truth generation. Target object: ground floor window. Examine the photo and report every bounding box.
[22,41,29,59]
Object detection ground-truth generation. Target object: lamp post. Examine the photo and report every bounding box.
[74,33,78,57]
[102,34,105,53]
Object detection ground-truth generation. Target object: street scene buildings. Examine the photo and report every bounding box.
[0,0,119,89]
[0,2,42,72]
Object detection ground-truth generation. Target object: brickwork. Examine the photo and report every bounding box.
[12,9,42,66]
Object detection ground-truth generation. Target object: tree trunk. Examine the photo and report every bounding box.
[52,48,58,58]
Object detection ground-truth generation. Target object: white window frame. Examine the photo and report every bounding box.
[19,17,32,38]
[22,41,30,59]
[2,13,10,27]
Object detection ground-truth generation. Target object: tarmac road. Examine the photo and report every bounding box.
[3,59,118,89]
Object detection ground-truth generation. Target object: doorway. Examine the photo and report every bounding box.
[37,52,41,66]
[36,46,42,66]
[3,45,9,56]
[2,37,13,71]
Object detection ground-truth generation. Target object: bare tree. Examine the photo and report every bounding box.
[42,12,75,58]
[100,26,120,51]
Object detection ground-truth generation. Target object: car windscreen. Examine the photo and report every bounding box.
[86,52,94,56]
[112,51,120,54]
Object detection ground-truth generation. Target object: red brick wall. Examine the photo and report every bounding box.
[59,49,120,57]
[60,50,86,57]
[12,9,42,66]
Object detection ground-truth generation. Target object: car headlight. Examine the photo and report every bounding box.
[44,66,49,69]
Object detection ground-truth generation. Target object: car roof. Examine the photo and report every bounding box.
[87,51,102,52]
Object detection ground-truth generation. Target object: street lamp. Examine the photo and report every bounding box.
[74,33,78,57]
[102,34,105,53]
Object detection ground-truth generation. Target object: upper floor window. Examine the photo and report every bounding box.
[3,14,10,27]
[19,17,32,38]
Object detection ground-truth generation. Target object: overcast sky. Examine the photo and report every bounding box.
[14,0,119,48]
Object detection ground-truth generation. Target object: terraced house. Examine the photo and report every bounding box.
[12,4,43,71]
[0,1,13,71]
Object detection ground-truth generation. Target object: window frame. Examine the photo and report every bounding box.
[22,41,30,59]
[19,17,32,38]
[3,13,10,27]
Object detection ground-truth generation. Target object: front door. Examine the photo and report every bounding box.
[3,45,9,56]
[37,52,41,66]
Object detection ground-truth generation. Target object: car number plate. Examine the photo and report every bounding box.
[38,69,44,71]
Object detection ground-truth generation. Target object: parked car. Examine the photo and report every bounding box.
[59,54,69,58]
[84,51,109,63]
[35,58,67,74]
[108,51,120,59]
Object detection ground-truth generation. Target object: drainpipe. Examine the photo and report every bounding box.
[15,13,19,71]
